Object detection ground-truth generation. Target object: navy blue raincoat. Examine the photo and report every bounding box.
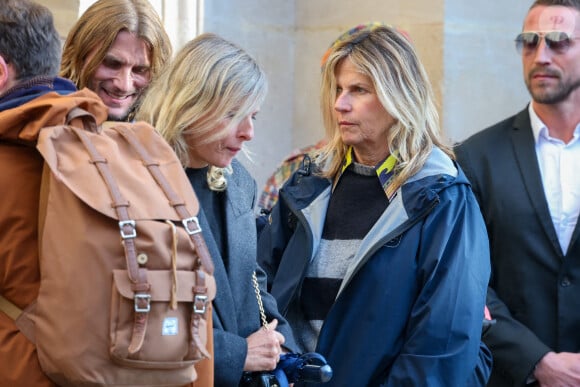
[258,147,492,386]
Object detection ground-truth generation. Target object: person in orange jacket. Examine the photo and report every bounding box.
[0,1,108,385]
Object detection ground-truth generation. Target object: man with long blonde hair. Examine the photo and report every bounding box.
[61,0,172,121]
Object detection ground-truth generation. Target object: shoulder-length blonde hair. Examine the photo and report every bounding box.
[318,25,453,197]
[135,32,267,191]
[60,0,171,90]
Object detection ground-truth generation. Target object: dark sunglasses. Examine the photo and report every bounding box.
[515,31,579,54]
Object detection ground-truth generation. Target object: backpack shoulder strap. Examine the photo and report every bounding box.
[0,294,21,320]
[0,294,36,343]
[65,107,100,132]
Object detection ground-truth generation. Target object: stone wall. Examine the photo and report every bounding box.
[38,0,79,41]
[443,0,530,142]
[37,0,534,193]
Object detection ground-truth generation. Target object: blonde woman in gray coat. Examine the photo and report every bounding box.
[136,33,297,386]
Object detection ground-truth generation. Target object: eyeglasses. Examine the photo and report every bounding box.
[515,31,580,54]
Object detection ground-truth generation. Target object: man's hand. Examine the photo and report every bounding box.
[535,351,580,387]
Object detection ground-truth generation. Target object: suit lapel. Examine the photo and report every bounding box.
[221,167,265,331]
[222,173,256,283]
[569,218,580,255]
[196,206,238,332]
[510,109,563,255]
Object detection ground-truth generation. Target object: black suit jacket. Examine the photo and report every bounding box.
[455,107,580,387]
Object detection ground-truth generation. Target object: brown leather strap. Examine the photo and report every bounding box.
[71,121,150,355]
[0,296,37,344]
[66,107,99,133]
[128,268,151,355]
[72,128,141,282]
[189,270,211,360]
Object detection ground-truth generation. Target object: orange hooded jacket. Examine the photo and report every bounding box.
[0,88,107,386]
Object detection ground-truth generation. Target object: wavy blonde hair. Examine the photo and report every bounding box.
[135,33,267,191]
[318,25,453,197]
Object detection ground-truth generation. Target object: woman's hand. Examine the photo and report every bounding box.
[243,319,286,371]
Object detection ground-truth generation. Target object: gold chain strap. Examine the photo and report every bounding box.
[251,271,269,330]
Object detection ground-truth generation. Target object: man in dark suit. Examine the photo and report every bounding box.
[455,0,580,385]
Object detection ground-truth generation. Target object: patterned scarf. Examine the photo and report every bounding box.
[333,146,398,199]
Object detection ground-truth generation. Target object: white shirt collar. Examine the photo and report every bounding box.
[528,102,580,145]
[528,103,548,144]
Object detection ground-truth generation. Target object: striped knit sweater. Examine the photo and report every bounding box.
[287,162,389,352]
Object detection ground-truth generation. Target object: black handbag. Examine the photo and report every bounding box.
[240,371,280,387]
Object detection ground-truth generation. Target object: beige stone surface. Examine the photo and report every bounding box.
[37,0,79,40]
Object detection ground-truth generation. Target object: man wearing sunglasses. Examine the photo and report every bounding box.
[455,1,580,386]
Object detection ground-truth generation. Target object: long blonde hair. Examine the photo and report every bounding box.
[318,25,453,197]
[60,0,171,91]
[136,33,267,191]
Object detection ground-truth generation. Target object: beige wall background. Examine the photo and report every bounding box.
[40,0,532,194]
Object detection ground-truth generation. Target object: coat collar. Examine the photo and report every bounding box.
[194,160,257,332]
[190,198,238,333]
[333,146,399,200]
[0,87,107,144]
[0,76,76,109]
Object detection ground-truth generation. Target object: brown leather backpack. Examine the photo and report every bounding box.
[13,108,215,386]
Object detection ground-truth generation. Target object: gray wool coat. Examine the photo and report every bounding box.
[187,159,297,386]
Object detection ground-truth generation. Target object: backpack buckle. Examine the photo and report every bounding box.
[193,294,208,314]
[119,220,137,239]
[182,217,202,235]
[134,293,151,312]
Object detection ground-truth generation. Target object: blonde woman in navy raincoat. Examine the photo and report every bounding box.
[257,23,492,386]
